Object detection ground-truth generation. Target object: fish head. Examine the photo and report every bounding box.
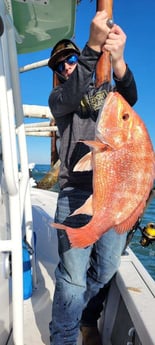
[96,91,144,150]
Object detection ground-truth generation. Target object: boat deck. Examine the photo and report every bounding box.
[23,189,58,344]
[8,188,81,345]
[8,188,155,345]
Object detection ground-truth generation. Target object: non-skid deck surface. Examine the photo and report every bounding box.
[24,188,82,344]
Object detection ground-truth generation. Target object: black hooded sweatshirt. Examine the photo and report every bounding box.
[48,44,138,190]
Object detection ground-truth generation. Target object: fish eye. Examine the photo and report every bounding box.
[122,113,129,121]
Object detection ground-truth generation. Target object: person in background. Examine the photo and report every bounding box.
[48,10,137,345]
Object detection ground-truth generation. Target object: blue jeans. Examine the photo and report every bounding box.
[50,188,127,345]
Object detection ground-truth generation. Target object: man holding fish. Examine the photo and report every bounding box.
[48,9,138,345]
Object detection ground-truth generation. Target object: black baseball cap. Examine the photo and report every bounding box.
[48,39,80,71]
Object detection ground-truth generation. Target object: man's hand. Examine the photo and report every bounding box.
[103,24,127,79]
[88,10,111,52]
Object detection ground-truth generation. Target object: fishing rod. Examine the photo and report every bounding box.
[96,0,113,86]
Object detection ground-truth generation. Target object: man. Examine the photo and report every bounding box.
[48,10,137,345]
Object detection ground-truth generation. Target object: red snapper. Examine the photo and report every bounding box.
[52,92,155,248]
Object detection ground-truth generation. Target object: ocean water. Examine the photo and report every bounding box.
[31,164,52,183]
[130,197,155,280]
[32,164,155,281]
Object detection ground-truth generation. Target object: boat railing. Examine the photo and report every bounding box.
[0,2,36,344]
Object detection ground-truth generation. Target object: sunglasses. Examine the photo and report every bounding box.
[56,54,78,73]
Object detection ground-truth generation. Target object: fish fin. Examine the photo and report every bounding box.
[69,195,93,216]
[81,140,107,150]
[115,199,146,234]
[52,222,67,230]
[73,140,107,172]
[52,222,99,248]
[73,152,92,172]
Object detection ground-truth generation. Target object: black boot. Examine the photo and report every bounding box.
[80,326,102,345]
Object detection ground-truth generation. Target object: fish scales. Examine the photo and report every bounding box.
[52,92,155,248]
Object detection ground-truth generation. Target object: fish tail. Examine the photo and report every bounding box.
[66,228,98,248]
[52,222,98,248]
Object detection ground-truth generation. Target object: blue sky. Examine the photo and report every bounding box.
[18,0,155,164]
